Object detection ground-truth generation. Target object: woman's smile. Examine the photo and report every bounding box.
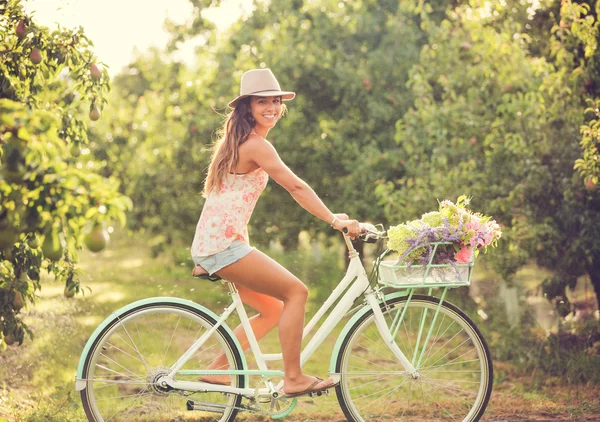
[251,96,282,130]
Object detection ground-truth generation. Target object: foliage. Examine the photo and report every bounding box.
[0,0,131,350]
[564,0,600,185]
[374,0,600,311]
[575,99,600,186]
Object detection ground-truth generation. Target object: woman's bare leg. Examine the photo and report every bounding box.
[202,285,283,384]
[215,249,334,394]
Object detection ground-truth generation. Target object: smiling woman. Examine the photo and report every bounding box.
[189,68,361,395]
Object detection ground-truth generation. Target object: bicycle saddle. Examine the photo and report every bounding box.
[193,273,222,282]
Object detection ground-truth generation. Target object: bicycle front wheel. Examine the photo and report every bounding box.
[335,294,492,422]
[79,301,244,422]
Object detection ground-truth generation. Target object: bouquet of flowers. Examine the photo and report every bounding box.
[387,196,502,269]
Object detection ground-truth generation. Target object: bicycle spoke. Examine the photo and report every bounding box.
[419,377,478,416]
[345,348,393,371]
[162,314,182,365]
[99,352,142,380]
[105,340,148,367]
[425,337,472,370]
[424,357,481,371]
[344,370,407,377]
[94,363,143,382]
[356,376,410,411]
[356,331,396,364]
[420,327,464,368]
[419,384,459,421]
[116,318,151,372]
[346,373,397,391]
[421,314,453,364]
[103,386,150,422]
[134,319,150,366]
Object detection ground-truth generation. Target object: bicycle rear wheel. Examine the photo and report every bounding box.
[335,294,492,421]
[79,301,244,422]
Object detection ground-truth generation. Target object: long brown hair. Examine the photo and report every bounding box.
[203,96,286,197]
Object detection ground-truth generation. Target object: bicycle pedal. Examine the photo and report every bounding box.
[308,389,329,398]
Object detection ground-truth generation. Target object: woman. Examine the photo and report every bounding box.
[190,68,361,397]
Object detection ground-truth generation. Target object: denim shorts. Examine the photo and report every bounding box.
[192,240,254,275]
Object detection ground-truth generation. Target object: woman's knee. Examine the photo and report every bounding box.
[283,280,308,303]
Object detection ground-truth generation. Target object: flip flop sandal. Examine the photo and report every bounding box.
[281,377,339,398]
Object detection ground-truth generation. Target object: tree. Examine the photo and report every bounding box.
[0,0,131,349]
[375,0,600,310]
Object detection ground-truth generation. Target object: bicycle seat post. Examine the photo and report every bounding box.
[222,279,238,295]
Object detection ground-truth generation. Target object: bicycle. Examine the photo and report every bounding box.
[75,224,493,421]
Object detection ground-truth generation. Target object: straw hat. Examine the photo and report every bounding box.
[228,68,295,108]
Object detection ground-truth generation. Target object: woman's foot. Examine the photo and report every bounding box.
[282,375,338,397]
[200,374,231,385]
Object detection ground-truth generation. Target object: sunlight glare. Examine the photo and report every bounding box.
[24,0,252,75]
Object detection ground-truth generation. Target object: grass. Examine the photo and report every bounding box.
[0,230,599,421]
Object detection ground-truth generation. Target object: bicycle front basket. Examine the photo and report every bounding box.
[377,242,475,289]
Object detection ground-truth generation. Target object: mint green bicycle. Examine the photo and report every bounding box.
[75,225,493,421]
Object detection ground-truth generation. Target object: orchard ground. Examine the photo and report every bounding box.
[0,231,598,421]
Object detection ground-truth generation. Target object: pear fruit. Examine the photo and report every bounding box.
[70,145,82,157]
[13,291,24,311]
[3,333,15,346]
[64,287,75,298]
[30,48,42,65]
[41,230,64,262]
[16,19,26,38]
[585,179,596,191]
[90,64,102,80]
[84,224,109,252]
[27,233,40,249]
[89,104,101,121]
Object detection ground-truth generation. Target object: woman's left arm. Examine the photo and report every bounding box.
[246,138,360,236]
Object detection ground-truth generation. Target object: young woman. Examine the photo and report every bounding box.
[190,68,361,397]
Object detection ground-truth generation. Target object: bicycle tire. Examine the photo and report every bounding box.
[79,301,245,422]
[335,294,493,421]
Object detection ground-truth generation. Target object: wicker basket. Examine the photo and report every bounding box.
[377,242,474,289]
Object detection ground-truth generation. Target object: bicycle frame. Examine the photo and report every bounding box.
[161,234,418,396]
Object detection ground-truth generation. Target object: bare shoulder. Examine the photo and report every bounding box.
[241,134,277,156]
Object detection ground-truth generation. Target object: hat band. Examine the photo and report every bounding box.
[244,89,287,96]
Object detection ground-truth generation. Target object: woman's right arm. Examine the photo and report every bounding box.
[246,137,361,237]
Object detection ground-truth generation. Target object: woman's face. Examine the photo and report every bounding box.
[249,96,282,130]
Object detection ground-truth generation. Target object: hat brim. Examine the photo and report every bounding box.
[228,91,295,108]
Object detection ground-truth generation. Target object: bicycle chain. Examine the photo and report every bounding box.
[184,379,296,418]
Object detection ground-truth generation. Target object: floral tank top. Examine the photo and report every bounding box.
[190,168,269,257]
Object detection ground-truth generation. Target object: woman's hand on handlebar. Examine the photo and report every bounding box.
[333,217,361,239]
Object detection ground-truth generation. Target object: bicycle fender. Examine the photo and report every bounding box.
[328,291,408,374]
[75,297,247,391]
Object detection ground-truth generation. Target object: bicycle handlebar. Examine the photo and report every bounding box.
[342,223,387,243]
